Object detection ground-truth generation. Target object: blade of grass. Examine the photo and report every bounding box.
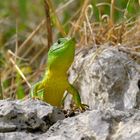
[9,56,31,89]
[18,0,27,19]
[0,74,3,99]
[110,0,115,25]
[71,0,89,36]
[124,0,134,18]
[17,19,46,55]
[47,0,66,37]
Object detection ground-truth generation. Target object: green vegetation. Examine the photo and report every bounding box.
[0,0,140,100]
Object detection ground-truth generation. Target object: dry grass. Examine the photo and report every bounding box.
[1,0,140,99]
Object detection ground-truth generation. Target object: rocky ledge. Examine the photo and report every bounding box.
[0,47,140,140]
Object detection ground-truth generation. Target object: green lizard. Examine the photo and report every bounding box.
[31,37,87,110]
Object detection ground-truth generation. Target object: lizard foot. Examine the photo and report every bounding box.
[72,103,89,112]
[79,104,89,112]
[32,96,42,100]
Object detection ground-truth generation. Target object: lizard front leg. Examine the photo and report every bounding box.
[67,84,88,111]
[30,81,44,100]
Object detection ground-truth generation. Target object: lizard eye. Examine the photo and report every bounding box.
[57,39,61,44]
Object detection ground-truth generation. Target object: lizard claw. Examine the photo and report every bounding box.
[72,103,89,112]
[79,103,89,111]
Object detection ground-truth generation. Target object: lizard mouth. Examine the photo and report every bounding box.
[49,37,75,53]
[50,45,65,52]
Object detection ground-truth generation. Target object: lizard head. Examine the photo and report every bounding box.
[49,37,75,53]
[47,37,76,72]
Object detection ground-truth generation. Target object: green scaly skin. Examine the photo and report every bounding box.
[30,37,87,110]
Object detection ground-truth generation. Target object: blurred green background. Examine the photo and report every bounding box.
[0,0,140,46]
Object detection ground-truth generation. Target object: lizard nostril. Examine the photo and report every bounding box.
[57,39,61,44]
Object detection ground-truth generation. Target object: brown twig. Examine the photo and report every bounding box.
[119,47,140,57]
[44,0,53,49]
